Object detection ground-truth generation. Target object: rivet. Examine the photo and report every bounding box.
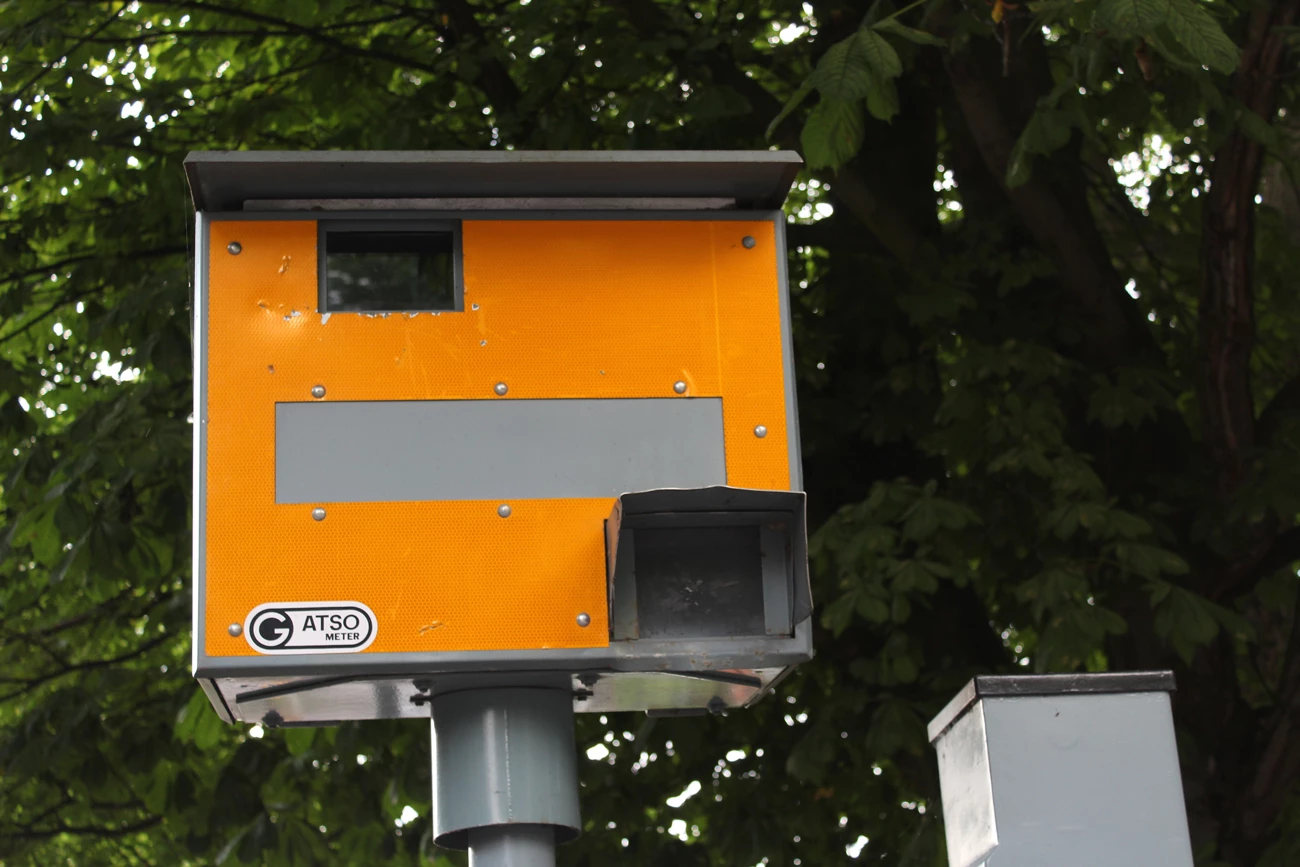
[673,381,687,394]
[576,612,591,627]
[311,384,326,399]
[494,382,508,396]
[742,236,756,249]
[228,623,243,637]
[312,507,326,521]
[227,241,242,255]
[498,503,512,518]
[754,425,768,438]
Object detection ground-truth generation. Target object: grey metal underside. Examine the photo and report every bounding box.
[196,618,811,679]
[204,662,796,725]
[275,398,725,504]
[184,150,803,211]
[247,196,738,211]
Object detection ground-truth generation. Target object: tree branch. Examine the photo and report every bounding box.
[0,816,161,841]
[0,633,171,702]
[611,0,927,262]
[1238,593,1300,857]
[1199,0,1300,499]
[438,0,524,113]
[156,1,442,75]
[942,23,1152,369]
[1213,525,1300,603]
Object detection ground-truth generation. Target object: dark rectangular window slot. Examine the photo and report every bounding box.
[321,222,460,313]
[633,526,766,639]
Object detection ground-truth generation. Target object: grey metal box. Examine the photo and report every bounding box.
[928,672,1194,867]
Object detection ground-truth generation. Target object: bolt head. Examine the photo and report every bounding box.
[754,425,768,438]
[227,241,242,255]
[576,612,591,627]
[673,381,687,394]
[228,623,243,637]
[742,236,756,249]
[312,507,327,521]
[311,384,326,399]
[497,503,512,518]
[494,382,508,396]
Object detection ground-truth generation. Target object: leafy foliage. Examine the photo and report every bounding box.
[1,1,1299,866]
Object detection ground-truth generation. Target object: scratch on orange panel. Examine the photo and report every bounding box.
[401,320,434,393]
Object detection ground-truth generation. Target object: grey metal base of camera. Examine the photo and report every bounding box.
[430,688,580,865]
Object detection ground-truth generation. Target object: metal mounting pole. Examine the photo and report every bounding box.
[430,688,580,866]
[467,825,556,867]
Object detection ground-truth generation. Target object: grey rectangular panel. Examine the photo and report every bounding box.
[276,398,725,504]
[981,692,1194,867]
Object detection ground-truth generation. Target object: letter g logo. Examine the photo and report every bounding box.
[241,602,377,654]
[250,609,293,649]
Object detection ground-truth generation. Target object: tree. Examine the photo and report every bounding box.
[0,0,1297,864]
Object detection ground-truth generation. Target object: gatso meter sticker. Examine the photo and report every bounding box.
[243,602,377,654]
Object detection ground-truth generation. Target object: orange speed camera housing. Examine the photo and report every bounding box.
[188,151,812,724]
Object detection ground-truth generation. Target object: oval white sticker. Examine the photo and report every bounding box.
[243,602,377,654]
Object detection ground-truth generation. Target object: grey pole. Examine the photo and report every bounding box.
[468,826,556,867]
[430,688,580,866]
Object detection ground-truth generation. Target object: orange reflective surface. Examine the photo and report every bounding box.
[204,219,789,656]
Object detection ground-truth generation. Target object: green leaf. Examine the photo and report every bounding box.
[1146,27,1209,70]
[856,592,891,624]
[811,31,878,102]
[1105,509,1153,539]
[1234,101,1282,150]
[1006,140,1034,188]
[865,700,924,758]
[1164,0,1240,73]
[810,29,902,119]
[1095,0,1171,38]
[892,559,941,594]
[767,79,815,140]
[859,30,904,79]
[687,85,751,120]
[283,726,316,756]
[823,591,859,636]
[1005,108,1074,187]
[865,73,901,122]
[175,688,225,750]
[1152,584,1221,662]
[901,495,979,540]
[786,721,838,784]
[1115,542,1190,577]
[892,653,919,683]
[873,18,946,47]
[801,98,866,170]
[215,823,253,865]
